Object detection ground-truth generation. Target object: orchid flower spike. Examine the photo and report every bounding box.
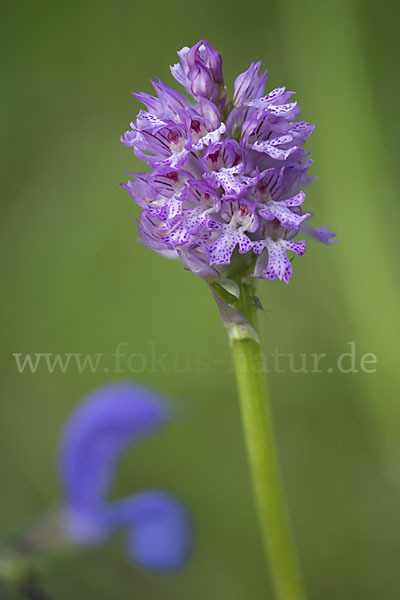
[121,39,337,286]
[59,382,191,571]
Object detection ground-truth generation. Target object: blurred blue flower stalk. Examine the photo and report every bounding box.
[0,383,191,598]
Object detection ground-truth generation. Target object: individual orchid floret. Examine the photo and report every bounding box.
[59,382,191,571]
[121,40,337,287]
[171,39,226,111]
[232,61,268,108]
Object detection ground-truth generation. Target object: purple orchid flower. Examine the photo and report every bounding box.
[59,382,191,571]
[121,40,337,284]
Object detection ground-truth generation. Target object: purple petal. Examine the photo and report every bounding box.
[302,225,339,244]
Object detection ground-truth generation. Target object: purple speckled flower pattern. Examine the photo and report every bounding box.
[121,40,337,284]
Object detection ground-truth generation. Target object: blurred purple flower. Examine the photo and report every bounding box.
[59,382,191,571]
[121,39,337,285]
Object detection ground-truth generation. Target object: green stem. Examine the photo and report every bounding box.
[228,284,307,600]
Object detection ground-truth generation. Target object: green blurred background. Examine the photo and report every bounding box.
[1,0,400,598]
